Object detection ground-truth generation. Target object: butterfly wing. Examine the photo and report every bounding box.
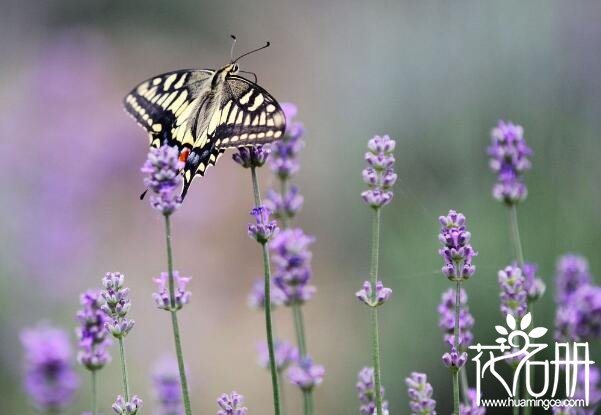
[212,75,287,149]
[123,69,214,148]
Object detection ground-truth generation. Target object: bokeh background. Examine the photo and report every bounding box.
[1,0,600,414]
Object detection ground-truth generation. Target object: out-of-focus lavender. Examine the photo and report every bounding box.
[487,120,532,205]
[405,372,436,415]
[247,278,285,309]
[498,265,528,319]
[459,388,485,415]
[438,288,474,348]
[152,356,184,415]
[112,394,143,415]
[0,32,137,287]
[152,271,192,311]
[20,324,79,411]
[265,186,304,221]
[270,228,316,305]
[287,357,325,391]
[438,210,477,281]
[256,340,298,372]
[268,103,304,180]
[76,290,111,370]
[217,392,248,415]
[573,365,601,415]
[521,262,546,302]
[361,135,397,208]
[356,367,389,415]
[555,284,601,342]
[555,254,592,304]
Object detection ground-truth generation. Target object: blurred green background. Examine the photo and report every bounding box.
[1,0,600,414]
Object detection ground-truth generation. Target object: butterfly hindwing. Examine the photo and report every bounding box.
[211,75,286,149]
[123,69,214,148]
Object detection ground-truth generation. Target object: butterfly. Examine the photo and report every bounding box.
[123,38,286,199]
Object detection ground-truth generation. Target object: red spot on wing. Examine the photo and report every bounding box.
[179,148,191,163]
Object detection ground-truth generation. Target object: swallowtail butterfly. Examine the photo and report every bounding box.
[123,37,286,199]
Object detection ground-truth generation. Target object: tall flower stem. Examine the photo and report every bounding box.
[118,338,131,401]
[163,215,193,415]
[91,370,97,415]
[369,207,384,415]
[452,280,461,415]
[460,369,469,405]
[508,205,528,415]
[251,166,282,415]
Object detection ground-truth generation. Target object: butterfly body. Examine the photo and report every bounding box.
[124,62,285,198]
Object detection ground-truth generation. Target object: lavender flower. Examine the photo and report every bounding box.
[356,280,392,307]
[361,135,397,208]
[248,206,278,244]
[498,265,528,319]
[555,284,601,341]
[21,324,79,411]
[76,290,111,370]
[287,357,325,391]
[357,367,389,415]
[270,228,316,305]
[438,288,475,348]
[232,145,270,168]
[574,365,601,415]
[247,278,285,309]
[438,210,477,281]
[217,392,248,415]
[153,356,184,415]
[521,262,546,302]
[552,407,575,415]
[141,145,184,215]
[257,340,298,372]
[487,120,532,205]
[555,254,592,304]
[460,389,485,415]
[269,103,304,179]
[405,372,437,415]
[265,186,304,220]
[442,343,467,369]
[101,272,135,338]
[113,395,143,415]
[153,271,192,311]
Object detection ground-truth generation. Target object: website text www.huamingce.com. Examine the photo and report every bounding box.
[479,398,585,411]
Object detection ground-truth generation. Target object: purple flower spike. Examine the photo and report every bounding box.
[101,272,135,338]
[287,357,325,391]
[269,103,304,179]
[248,206,278,244]
[141,144,184,214]
[498,265,528,319]
[217,391,248,415]
[153,271,192,311]
[521,262,546,302]
[247,278,285,309]
[257,340,299,372]
[405,372,437,415]
[76,290,111,370]
[112,395,143,415]
[442,344,467,369]
[265,186,304,220]
[487,120,532,205]
[153,355,185,415]
[357,367,389,415]
[21,324,79,411]
[270,228,316,305]
[460,388,485,415]
[362,135,396,208]
[438,288,475,348]
[556,284,601,342]
[438,210,477,281]
[555,254,592,304]
[356,280,392,307]
[232,145,270,169]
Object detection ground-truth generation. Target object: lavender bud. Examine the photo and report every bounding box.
[217,391,248,415]
[112,395,142,415]
[141,145,183,214]
[232,145,270,169]
[356,280,392,307]
[356,367,389,415]
[287,357,325,391]
[247,206,278,244]
[152,271,192,311]
[361,135,397,209]
[438,210,477,282]
[405,372,436,415]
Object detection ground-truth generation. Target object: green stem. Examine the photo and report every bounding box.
[91,370,97,415]
[460,367,470,405]
[164,215,193,415]
[514,367,520,415]
[292,303,313,415]
[118,338,130,402]
[452,280,461,415]
[303,390,314,415]
[369,207,384,415]
[251,166,281,415]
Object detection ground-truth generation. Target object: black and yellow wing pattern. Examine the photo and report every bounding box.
[123,66,286,198]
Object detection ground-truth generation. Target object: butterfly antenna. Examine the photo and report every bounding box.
[229,34,237,62]
[233,41,270,63]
